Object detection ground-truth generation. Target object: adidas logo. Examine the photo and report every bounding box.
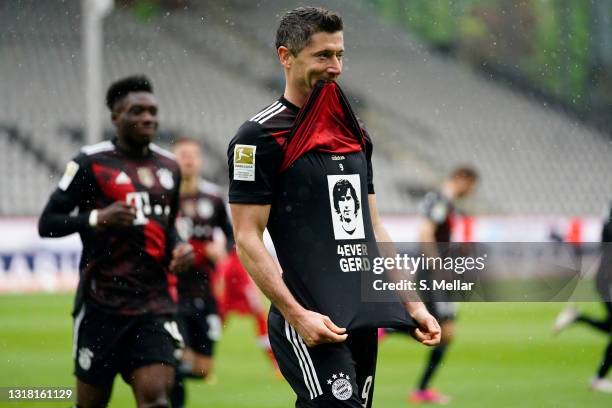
[115,171,131,185]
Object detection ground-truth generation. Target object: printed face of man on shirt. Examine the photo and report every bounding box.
[333,179,360,235]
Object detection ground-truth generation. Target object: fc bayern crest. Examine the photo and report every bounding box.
[197,198,214,219]
[326,372,353,401]
[78,347,94,371]
[157,168,175,190]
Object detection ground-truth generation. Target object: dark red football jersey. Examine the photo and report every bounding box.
[176,180,232,301]
[43,139,181,316]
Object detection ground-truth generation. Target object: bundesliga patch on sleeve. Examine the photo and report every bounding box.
[233,144,256,181]
[58,160,79,191]
[430,201,448,224]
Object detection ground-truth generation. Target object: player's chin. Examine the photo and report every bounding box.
[134,130,154,145]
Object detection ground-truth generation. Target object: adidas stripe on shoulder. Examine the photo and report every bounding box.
[150,143,176,160]
[250,101,287,125]
[81,141,114,156]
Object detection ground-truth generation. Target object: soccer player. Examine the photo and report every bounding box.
[38,75,193,408]
[227,7,441,407]
[553,202,612,393]
[410,166,478,404]
[170,137,228,407]
[171,137,279,388]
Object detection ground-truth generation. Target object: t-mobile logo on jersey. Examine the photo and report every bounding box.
[126,192,151,225]
[327,174,365,240]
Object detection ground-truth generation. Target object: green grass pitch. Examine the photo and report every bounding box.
[0,294,610,407]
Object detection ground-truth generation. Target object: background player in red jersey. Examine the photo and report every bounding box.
[38,75,193,408]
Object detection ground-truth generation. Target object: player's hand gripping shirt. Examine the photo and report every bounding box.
[39,140,181,316]
[228,81,413,330]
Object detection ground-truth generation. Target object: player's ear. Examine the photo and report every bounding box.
[110,102,122,125]
[278,46,293,69]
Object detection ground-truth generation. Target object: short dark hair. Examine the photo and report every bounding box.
[105,75,153,111]
[173,136,202,149]
[275,7,343,55]
[451,165,479,182]
[332,179,360,215]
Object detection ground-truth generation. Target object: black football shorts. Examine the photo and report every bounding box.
[72,304,183,386]
[176,297,221,357]
[268,307,378,407]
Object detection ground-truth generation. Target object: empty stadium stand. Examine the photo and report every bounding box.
[1,0,610,216]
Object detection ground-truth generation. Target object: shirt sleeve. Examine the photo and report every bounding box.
[216,198,235,251]
[419,192,449,225]
[166,168,183,255]
[227,121,284,204]
[38,153,95,237]
[362,128,375,195]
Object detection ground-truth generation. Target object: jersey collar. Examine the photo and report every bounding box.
[279,96,300,113]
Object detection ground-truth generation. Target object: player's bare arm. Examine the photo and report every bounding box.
[231,202,347,347]
[368,194,441,346]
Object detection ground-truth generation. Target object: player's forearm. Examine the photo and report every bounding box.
[38,211,90,237]
[38,198,90,238]
[371,221,429,322]
[402,299,428,318]
[372,222,392,243]
[234,233,305,323]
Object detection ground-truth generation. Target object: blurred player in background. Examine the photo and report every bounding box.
[170,137,229,407]
[554,202,612,393]
[38,75,193,408]
[410,166,478,405]
[171,137,278,403]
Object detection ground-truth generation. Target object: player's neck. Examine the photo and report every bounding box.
[283,86,307,108]
[115,137,150,157]
[181,176,200,194]
[442,183,456,200]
